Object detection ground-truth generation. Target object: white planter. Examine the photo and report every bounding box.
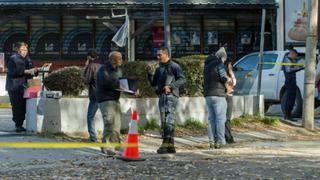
[26,95,264,134]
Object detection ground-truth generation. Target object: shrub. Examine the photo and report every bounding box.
[44,66,86,97]
[230,115,280,127]
[258,116,280,125]
[122,58,205,97]
[43,56,206,98]
[121,61,158,98]
[177,118,207,130]
[144,118,161,130]
[176,59,204,96]
[178,54,208,61]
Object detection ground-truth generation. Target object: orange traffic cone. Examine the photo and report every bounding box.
[118,110,145,161]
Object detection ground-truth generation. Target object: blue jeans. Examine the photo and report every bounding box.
[87,100,99,141]
[205,96,227,145]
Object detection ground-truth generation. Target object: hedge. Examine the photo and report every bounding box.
[44,66,86,97]
[44,56,207,97]
[122,59,205,97]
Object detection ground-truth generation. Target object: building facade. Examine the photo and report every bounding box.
[0,0,277,68]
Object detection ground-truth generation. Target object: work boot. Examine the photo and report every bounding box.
[167,138,176,153]
[209,143,215,149]
[284,112,292,120]
[157,138,169,154]
[15,126,26,133]
[284,112,297,122]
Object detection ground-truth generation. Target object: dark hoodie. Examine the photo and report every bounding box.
[96,62,123,102]
[84,59,102,102]
[203,55,228,97]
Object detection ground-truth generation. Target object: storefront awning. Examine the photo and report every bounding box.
[0,0,277,9]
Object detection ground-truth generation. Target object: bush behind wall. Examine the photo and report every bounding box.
[44,57,206,97]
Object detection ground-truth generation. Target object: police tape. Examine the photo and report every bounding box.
[0,142,137,148]
[0,103,11,108]
[259,62,305,66]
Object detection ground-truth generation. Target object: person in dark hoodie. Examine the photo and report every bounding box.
[84,49,102,142]
[204,47,231,149]
[6,42,38,132]
[147,47,186,154]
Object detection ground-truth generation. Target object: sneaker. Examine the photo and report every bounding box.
[214,144,227,149]
[209,143,215,149]
[289,118,298,122]
[89,139,98,143]
[16,126,26,132]
[101,147,116,156]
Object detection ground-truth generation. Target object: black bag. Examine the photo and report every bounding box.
[225,119,235,143]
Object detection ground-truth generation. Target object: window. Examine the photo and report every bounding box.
[235,54,278,71]
[30,16,60,60]
[235,55,259,71]
[262,54,278,69]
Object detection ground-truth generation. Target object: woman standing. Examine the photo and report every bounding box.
[224,59,236,143]
[6,42,38,132]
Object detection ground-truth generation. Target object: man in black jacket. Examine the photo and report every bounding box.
[147,47,186,154]
[6,42,38,132]
[203,47,231,149]
[96,51,123,155]
[84,49,102,142]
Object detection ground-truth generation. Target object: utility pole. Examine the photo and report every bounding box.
[256,9,266,116]
[163,0,171,55]
[303,0,318,130]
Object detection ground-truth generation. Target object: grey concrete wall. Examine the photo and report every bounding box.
[26,95,264,134]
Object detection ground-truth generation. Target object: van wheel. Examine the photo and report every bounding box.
[280,89,303,118]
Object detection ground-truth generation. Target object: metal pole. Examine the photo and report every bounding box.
[303,0,318,130]
[256,9,266,116]
[163,0,171,55]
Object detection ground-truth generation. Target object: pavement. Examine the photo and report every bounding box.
[1,108,320,179]
[266,104,320,127]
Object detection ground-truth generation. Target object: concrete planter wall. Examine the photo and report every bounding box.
[26,95,264,134]
[0,75,7,96]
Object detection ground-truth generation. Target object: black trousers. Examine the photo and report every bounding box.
[284,79,297,114]
[8,90,26,128]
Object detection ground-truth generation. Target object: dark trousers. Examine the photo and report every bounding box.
[8,90,26,128]
[284,79,297,114]
[159,94,178,139]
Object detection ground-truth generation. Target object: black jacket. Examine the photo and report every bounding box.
[96,62,123,103]
[5,53,35,92]
[148,60,186,97]
[84,60,102,102]
[203,55,228,97]
[283,56,304,83]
